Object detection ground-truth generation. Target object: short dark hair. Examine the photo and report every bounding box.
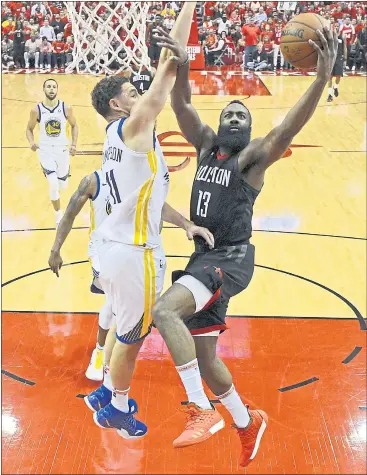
[220,100,252,124]
[43,78,58,88]
[91,76,129,118]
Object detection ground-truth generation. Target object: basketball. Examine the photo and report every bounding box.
[280,13,330,69]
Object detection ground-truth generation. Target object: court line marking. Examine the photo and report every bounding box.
[2,226,366,241]
[2,259,365,330]
[278,377,319,392]
[1,310,360,321]
[1,369,36,386]
[342,346,363,364]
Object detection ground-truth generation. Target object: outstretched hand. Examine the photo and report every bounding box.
[186,222,215,249]
[309,26,338,81]
[152,26,188,65]
[48,250,63,277]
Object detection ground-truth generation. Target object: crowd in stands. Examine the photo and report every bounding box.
[198,1,366,70]
[1,1,366,72]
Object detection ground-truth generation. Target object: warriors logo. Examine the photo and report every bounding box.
[106,198,112,216]
[45,119,61,137]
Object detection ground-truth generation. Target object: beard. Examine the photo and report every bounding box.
[45,92,57,100]
[216,124,252,154]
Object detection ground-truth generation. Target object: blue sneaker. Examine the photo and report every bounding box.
[84,384,112,412]
[93,399,147,439]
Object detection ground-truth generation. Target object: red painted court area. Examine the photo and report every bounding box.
[2,312,366,474]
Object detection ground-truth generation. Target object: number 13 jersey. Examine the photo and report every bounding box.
[95,117,169,248]
[190,149,261,251]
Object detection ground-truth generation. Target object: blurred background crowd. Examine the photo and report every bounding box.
[1,1,366,72]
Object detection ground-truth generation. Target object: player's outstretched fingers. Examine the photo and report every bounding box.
[316,29,328,52]
[308,39,322,56]
[323,26,333,44]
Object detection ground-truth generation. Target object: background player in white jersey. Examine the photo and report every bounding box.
[83,2,217,440]
[26,79,79,227]
[48,170,112,381]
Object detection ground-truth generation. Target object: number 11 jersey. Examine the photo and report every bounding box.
[190,149,261,251]
[95,117,169,248]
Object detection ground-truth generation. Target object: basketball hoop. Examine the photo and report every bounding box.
[65,2,151,75]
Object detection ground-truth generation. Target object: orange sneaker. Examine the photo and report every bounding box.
[173,403,225,448]
[235,406,268,467]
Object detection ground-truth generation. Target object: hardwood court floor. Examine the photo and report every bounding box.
[1,69,366,474]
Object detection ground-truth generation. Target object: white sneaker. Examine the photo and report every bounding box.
[85,348,104,381]
[352,65,356,71]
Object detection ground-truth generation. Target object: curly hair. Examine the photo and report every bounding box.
[91,76,129,118]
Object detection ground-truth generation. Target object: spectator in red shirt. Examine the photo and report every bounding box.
[52,33,66,69]
[333,6,344,21]
[59,7,69,23]
[241,20,261,67]
[204,1,216,18]
[65,35,74,67]
[39,35,52,69]
[340,16,356,44]
[2,15,16,39]
[34,8,44,25]
[203,16,216,32]
[9,1,23,17]
[230,8,241,25]
[23,20,32,41]
[329,15,337,32]
[261,23,274,41]
[63,21,72,39]
[263,34,274,55]
[355,17,365,35]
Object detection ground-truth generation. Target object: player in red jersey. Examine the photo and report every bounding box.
[340,16,356,69]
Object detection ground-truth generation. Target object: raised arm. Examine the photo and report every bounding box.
[65,104,78,156]
[123,2,197,151]
[48,173,97,276]
[239,27,338,187]
[26,106,39,151]
[168,34,216,152]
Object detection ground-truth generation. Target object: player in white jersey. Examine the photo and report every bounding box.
[26,79,79,227]
[83,2,216,440]
[48,170,113,381]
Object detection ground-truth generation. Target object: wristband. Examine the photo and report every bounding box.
[178,55,189,67]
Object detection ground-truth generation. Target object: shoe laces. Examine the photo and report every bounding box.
[183,406,209,430]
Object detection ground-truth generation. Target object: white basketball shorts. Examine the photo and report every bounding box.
[38,145,70,181]
[97,240,166,344]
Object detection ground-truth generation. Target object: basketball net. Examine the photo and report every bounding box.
[65,2,151,75]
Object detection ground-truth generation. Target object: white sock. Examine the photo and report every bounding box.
[55,209,63,220]
[328,87,333,95]
[103,364,113,391]
[96,343,104,351]
[176,358,211,410]
[334,85,338,90]
[217,384,250,428]
[111,387,129,412]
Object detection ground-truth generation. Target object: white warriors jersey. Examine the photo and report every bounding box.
[95,117,169,247]
[89,169,111,237]
[37,100,69,147]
